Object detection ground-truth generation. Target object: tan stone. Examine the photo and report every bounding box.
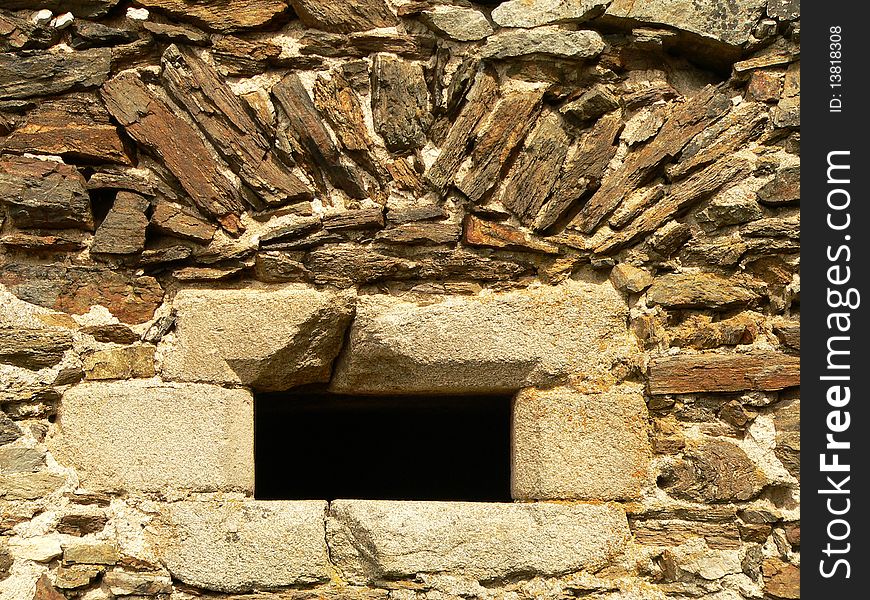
[50,380,253,493]
[162,286,354,391]
[330,279,631,394]
[62,541,118,565]
[152,500,330,593]
[763,558,800,599]
[327,500,630,583]
[83,345,155,380]
[0,471,66,500]
[610,264,654,293]
[512,386,650,501]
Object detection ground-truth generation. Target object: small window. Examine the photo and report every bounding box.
[255,391,512,502]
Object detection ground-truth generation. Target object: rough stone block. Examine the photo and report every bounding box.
[330,279,631,394]
[50,380,253,493]
[161,285,354,391]
[151,500,330,592]
[327,500,630,583]
[512,386,651,501]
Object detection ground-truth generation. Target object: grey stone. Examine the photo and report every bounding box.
[152,500,330,592]
[327,500,631,583]
[481,27,605,60]
[606,0,768,47]
[162,286,354,391]
[560,84,619,122]
[0,47,111,100]
[1,1,119,18]
[49,381,253,493]
[492,0,610,28]
[767,0,799,20]
[330,279,631,394]
[0,446,45,473]
[423,6,493,41]
[90,192,149,255]
[512,386,650,501]
[0,413,21,446]
[0,156,93,230]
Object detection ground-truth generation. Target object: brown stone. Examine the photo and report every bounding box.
[385,159,426,194]
[631,519,741,549]
[0,230,86,252]
[758,165,799,205]
[306,245,418,286]
[259,217,323,246]
[289,0,398,33]
[212,34,299,76]
[141,21,210,45]
[57,513,108,537]
[773,396,799,479]
[573,86,731,233]
[457,91,543,203]
[0,329,72,370]
[34,575,65,600]
[69,20,137,50]
[91,192,149,255]
[610,264,653,294]
[272,74,369,199]
[161,45,311,207]
[254,252,310,283]
[499,114,571,230]
[670,313,761,350]
[464,216,559,254]
[738,522,771,542]
[79,324,140,345]
[648,352,800,394]
[662,438,767,503]
[299,30,436,60]
[560,84,619,123]
[150,201,217,243]
[375,221,461,245]
[646,272,763,309]
[0,263,163,325]
[0,48,111,100]
[136,0,289,31]
[62,541,119,566]
[54,565,104,590]
[323,209,385,231]
[1,92,131,164]
[773,62,799,128]
[314,71,376,156]
[762,558,800,599]
[784,522,800,546]
[747,70,783,102]
[0,156,93,230]
[0,10,59,52]
[371,54,430,153]
[101,72,245,235]
[3,1,119,18]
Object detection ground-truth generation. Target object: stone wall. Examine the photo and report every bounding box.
[0,1,799,599]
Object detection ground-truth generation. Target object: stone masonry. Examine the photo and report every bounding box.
[1,1,799,599]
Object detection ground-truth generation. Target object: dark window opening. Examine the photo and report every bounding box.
[255,391,513,502]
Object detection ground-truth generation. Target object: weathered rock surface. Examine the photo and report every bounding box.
[646,272,763,309]
[0,329,72,370]
[560,84,619,123]
[762,557,800,599]
[101,72,246,234]
[0,48,110,100]
[371,54,430,153]
[150,201,217,243]
[464,216,559,254]
[161,45,311,207]
[82,346,155,380]
[662,438,767,502]
[90,192,149,255]
[162,286,354,390]
[289,0,397,33]
[492,0,611,28]
[512,386,650,500]
[327,500,630,583]
[0,156,93,230]
[330,279,630,394]
[50,380,253,493]
[610,263,653,293]
[605,0,768,47]
[152,501,330,592]
[136,0,288,31]
[648,352,800,394]
[422,6,493,41]
[0,93,130,164]
[482,27,605,60]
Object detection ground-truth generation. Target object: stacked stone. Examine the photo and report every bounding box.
[1,1,799,599]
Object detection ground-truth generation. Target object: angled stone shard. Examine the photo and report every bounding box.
[457,90,543,202]
[0,92,131,164]
[0,47,111,100]
[512,386,650,501]
[573,86,731,234]
[371,54,430,154]
[481,27,605,60]
[330,279,631,394]
[101,72,246,235]
[90,192,149,255]
[499,113,571,229]
[492,0,611,28]
[151,501,330,593]
[605,0,767,47]
[289,0,398,33]
[327,500,631,583]
[49,380,253,493]
[135,0,289,31]
[162,285,355,391]
[0,155,93,230]
[272,74,369,199]
[160,45,312,207]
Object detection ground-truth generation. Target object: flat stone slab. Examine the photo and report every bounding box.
[161,285,354,391]
[330,279,631,394]
[512,386,651,501]
[327,500,630,583]
[50,380,253,493]
[151,500,330,592]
